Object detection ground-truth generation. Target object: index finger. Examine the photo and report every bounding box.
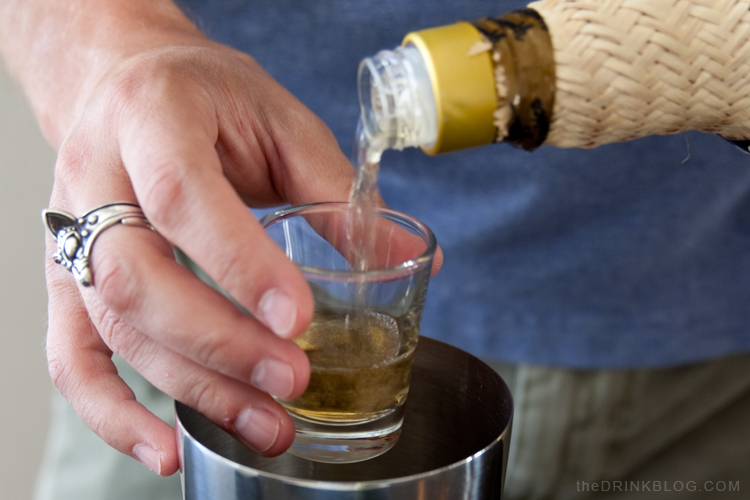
[119,86,324,339]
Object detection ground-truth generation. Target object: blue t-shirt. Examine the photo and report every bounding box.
[178,0,750,368]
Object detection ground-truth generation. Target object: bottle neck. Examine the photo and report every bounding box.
[358,45,438,155]
[359,22,505,156]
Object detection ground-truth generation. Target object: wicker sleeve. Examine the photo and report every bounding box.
[525,0,750,148]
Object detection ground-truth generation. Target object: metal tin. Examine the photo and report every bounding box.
[176,336,513,499]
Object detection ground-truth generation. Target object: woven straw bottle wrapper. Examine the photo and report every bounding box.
[525,0,750,149]
[359,0,750,154]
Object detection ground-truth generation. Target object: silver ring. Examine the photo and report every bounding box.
[42,203,155,287]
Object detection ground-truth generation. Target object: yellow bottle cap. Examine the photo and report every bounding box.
[403,22,498,155]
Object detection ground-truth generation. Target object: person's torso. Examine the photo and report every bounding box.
[179,0,750,367]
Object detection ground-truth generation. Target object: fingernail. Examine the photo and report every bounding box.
[252,358,295,400]
[133,444,162,474]
[235,407,280,453]
[258,289,296,337]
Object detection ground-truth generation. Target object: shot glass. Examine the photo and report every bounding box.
[261,202,436,464]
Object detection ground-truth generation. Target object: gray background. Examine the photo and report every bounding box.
[1,66,56,499]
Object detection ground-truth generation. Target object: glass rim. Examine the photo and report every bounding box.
[260,201,437,281]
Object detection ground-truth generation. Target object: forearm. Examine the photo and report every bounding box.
[0,0,202,148]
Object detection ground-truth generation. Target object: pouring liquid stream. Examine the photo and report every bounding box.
[330,120,387,345]
[347,120,386,277]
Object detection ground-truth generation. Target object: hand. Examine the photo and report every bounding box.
[44,36,355,475]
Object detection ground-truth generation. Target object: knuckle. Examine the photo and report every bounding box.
[46,336,111,438]
[190,328,241,373]
[94,251,140,315]
[54,136,92,190]
[185,377,221,411]
[80,400,110,436]
[136,161,189,231]
[46,341,72,393]
[97,310,141,358]
[98,54,176,119]
[108,68,151,109]
[209,252,251,299]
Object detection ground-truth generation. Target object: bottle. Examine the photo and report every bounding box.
[358,1,750,155]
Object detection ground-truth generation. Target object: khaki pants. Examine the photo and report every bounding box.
[35,353,750,500]
[491,353,750,500]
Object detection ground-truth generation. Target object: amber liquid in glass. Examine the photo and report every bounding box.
[283,309,416,423]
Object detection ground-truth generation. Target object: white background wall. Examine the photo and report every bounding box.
[0,66,56,499]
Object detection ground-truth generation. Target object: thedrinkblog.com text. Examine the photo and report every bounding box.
[576,480,740,494]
